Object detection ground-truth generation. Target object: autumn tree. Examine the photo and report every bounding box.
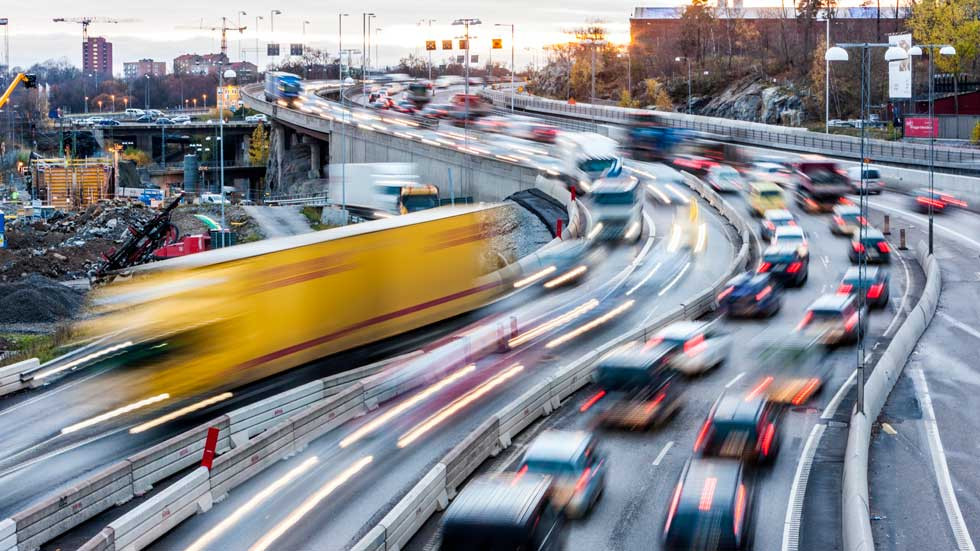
[810,37,827,119]
[680,0,716,63]
[248,123,270,166]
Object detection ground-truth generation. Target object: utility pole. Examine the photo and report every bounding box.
[362,13,375,80]
[255,15,264,71]
[420,19,436,81]
[338,13,348,80]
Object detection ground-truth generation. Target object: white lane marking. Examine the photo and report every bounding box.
[724,372,746,389]
[937,311,980,341]
[821,255,830,269]
[664,183,690,204]
[652,441,675,466]
[911,369,977,551]
[657,261,691,296]
[883,244,913,338]
[782,423,826,551]
[626,261,663,297]
[821,370,857,420]
[870,201,980,250]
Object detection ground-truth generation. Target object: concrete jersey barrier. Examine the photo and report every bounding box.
[0,358,39,398]
[842,240,941,551]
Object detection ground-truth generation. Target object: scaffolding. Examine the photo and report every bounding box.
[31,158,113,209]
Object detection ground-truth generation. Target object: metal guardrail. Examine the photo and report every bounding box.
[480,90,980,173]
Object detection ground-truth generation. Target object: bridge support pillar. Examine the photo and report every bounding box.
[304,136,322,179]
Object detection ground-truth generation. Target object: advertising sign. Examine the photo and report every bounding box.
[888,33,912,99]
[904,117,938,137]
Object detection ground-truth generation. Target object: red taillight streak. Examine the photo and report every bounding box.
[645,336,664,349]
[718,286,734,301]
[838,283,854,294]
[797,311,814,331]
[833,215,844,225]
[867,283,885,299]
[788,220,797,226]
[733,484,747,536]
[839,197,853,205]
[512,464,529,485]
[698,477,718,511]
[684,334,706,354]
[693,418,712,451]
[758,262,771,273]
[574,467,592,493]
[917,196,945,208]
[580,390,606,413]
[644,392,667,414]
[852,242,866,253]
[787,262,802,274]
[760,423,776,456]
[844,312,859,331]
[755,286,772,301]
[857,216,868,225]
[665,482,684,534]
[792,378,822,405]
[746,376,774,400]
[877,241,890,253]
[764,221,775,230]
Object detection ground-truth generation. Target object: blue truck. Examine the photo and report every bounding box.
[624,113,683,162]
[264,72,302,103]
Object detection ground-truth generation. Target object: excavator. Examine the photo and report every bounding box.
[0,72,37,110]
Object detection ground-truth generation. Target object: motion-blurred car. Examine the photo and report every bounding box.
[593,342,684,429]
[760,209,796,242]
[392,100,416,114]
[704,164,744,193]
[440,473,565,551]
[663,458,753,551]
[587,176,642,243]
[135,114,155,123]
[97,119,121,126]
[420,102,452,119]
[845,166,886,194]
[749,332,828,406]
[155,117,175,125]
[758,244,808,287]
[848,228,891,264]
[772,225,809,257]
[837,266,890,309]
[509,116,559,143]
[747,182,785,217]
[672,154,717,174]
[518,430,606,518]
[694,393,780,463]
[911,188,967,213]
[797,293,867,346]
[829,204,868,236]
[648,320,733,375]
[717,271,782,318]
[475,115,510,133]
[171,115,190,123]
[245,114,269,123]
[749,161,797,188]
[533,239,593,289]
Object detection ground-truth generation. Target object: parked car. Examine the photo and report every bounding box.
[245,114,269,123]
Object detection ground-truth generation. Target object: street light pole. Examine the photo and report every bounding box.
[675,56,692,114]
[144,74,150,110]
[338,13,348,81]
[496,23,515,110]
[826,41,908,416]
[909,44,956,255]
[255,15,264,72]
[422,19,436,81]
[362,13,374,80]
[238,11,247,61]
[270,10,282,67]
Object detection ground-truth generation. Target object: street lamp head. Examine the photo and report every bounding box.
[223,69,237,79]
[939,45,956,56]
[272,10,282,15]
[674,56,683,62]
[824,46,849,61]
[908,45,923,56]
[884,45,908,62]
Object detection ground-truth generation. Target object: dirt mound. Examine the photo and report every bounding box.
[0,275,86,323]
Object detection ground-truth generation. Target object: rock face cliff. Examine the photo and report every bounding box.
[694,79,807,126]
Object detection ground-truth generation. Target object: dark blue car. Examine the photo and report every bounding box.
[717,271,782,318]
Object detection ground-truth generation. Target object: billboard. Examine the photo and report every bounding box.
[888,33,912,99]
[904,117,938,138]
[290,44,304,56]
[267,43,280,56]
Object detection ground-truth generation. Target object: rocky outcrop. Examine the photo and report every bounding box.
[696,79,806,125]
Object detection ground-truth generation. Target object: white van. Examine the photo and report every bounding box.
[124,108,145,119]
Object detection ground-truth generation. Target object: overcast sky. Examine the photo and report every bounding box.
[2,0,642,75]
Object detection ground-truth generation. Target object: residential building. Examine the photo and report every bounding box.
[123,58,167,80]
[228,61,258,81]
[83,36,113,78]
[173,53,228,76]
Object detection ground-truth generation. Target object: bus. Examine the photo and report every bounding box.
[264,72,302,103]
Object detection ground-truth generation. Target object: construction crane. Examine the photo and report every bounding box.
[52,17,139,41]
[175,17,246,58]
[0,73,37,110]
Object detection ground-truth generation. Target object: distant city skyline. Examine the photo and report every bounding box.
[1,2,636,75]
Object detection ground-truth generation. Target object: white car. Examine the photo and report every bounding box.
[171,115,191,124]
[197,193,230,205]
[773,225,809,256]
[649,320,732,375]
[245,114,269,123]
[750,162,797,188]
[845,166,885,195]
[705,164,744,193]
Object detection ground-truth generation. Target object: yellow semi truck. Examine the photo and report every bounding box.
[73,204,514,401]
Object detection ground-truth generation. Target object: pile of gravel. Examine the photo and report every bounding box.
[0,275,86,323]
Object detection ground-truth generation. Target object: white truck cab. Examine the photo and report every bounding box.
[587,175,642,243]
[556,133,623,194]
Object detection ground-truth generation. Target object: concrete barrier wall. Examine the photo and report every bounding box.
[108,467,212,551]
[0,519,15,551]
[842,241,941,551]
[209,420,295,501]
[227,380,324,447]
[0,358,39,398]
[11,460,133,551]
[128,416,230,496]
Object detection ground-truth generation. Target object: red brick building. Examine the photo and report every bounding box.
[82,36,113,78]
